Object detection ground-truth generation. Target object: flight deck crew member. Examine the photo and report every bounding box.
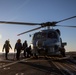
[14,39,22,60]
[22,40,28,57]
[2,40,12,60]
[26,45,32,57]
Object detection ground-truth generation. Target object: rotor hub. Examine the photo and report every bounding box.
[41,22,57,27]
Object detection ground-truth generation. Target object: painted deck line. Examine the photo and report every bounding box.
[0,58,32,69]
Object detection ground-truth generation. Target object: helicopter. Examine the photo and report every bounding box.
[0,16,76,58]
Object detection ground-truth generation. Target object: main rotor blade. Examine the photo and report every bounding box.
[0,21,40,25]
[17,26,42,36]
[40,16,76,27]
[57,16,76,23]
[56,25,76,28]
[0,16,75,26]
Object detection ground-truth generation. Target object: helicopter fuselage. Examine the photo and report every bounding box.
[31,29,63,56]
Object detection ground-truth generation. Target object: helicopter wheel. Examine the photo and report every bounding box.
[60,48,66,57]
[34,54,38,59]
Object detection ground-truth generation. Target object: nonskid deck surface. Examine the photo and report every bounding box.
[0,54,71,68]
[0,55,76,75]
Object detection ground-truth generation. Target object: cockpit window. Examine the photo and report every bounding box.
[33,32,47,40]
[33,31,57,40]
[33,33,41,39]
[48,32,57,39]
[42,33,47,38]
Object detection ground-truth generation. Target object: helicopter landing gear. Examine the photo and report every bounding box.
[32,53,38,59]
[32,49,39,59]
[34,54,38,59]
[60,47,66,57]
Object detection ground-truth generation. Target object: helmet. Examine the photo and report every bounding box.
[17,39,21,43]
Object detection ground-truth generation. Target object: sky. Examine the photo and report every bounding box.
[0,0,76,53]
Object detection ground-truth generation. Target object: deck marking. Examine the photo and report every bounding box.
[0,58,32,69]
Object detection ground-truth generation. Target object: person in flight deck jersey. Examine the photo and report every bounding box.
[14,39,23,60]
[2,40,12,60]
[22,40,28,57]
